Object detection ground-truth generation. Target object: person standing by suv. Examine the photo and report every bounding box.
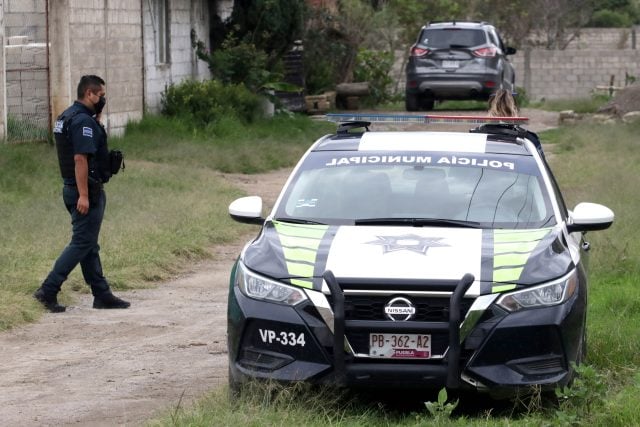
[33,75,130,312]
[488,88,518,117]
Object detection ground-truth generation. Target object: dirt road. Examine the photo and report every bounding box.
[0,109,558,426]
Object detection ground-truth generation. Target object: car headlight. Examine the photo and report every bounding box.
[236,261,307,306]
[496,270,578,312]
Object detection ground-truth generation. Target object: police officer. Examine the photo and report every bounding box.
[33,75,130,312]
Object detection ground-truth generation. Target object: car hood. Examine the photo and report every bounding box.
[242,220,574,296]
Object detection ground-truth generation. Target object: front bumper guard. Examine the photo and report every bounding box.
[322,270,475,389]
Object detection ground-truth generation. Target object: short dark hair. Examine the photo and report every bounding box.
[77,75,105,99]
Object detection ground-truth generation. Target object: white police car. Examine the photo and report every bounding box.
[227,114,614,397]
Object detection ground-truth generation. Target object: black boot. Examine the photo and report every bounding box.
[33,288,66,313]
[93,292,130,309]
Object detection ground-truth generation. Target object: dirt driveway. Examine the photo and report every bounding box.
[0,109,558,426]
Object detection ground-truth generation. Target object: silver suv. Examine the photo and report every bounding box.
[405,21,517,111]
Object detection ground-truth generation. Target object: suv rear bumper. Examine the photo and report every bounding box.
[228,271,584,395]
[406,72,501,100]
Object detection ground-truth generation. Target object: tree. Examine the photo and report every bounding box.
[387,0,469,45]
[477,0,594,49]
[229,0,304,66]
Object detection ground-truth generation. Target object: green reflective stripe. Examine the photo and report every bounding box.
[282,247,316,264]
[279,234,322,250]
[494,241,540,255]
[285,262,314,278]
[491,228,551,283]
[492,284,517,293]
[494,253,531,268]
[493,267,524,283]
[494,229,550,243]
[273,222,331,288]
[290,278,313,288]
[274,221,328,239]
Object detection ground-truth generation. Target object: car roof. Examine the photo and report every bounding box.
[424,21,493,30]
[312,130,532,157]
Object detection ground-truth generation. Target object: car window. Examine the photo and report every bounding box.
[420,29,486,48]
[277,151,556,229]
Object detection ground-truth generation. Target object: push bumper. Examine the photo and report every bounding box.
[228,271,584,393]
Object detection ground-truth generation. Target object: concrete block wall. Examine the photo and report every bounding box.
[67,0,144,136]
[510,49,640,101]
[143,0,212,114]
[3,0,48,137]
[563,27,638,50]
[4,0,46,42]
[5,38,49,129]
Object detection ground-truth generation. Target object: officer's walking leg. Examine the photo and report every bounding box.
[78,189,110,296]
[41,186,101,295]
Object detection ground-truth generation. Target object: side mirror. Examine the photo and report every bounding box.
[229,196,264,225]
[505,46,517,55]
[567,202,614,233]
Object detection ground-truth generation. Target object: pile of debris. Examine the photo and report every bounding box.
[596,84,640,122]
[559,84,640,125]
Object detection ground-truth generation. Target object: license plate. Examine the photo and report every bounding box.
[369,333,431,359]
[442,60,459,68]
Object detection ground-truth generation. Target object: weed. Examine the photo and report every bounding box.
[555,363,607,423]
[424,388,459,420]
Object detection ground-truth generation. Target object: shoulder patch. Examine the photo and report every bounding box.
[53,120,64,134]
[82,126,93,138]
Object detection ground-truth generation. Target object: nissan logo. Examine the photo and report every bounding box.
[384,297,416,321]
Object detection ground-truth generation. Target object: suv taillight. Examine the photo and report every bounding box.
[410,45,430,57]
[473,46,497,57]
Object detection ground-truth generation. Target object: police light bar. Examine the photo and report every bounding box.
[326,113,529,125]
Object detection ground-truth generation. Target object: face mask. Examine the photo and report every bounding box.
[94,95,106,115]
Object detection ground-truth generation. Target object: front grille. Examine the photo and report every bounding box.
[327,294,473,322]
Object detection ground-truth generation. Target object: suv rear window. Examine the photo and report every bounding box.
[420,28,486,49]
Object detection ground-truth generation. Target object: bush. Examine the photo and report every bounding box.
[303,8,350,95]
[161,79,262,126]
[515,86,530,108]
[193,32,279,92]
[354,49,394,105]
[590,9,633,27]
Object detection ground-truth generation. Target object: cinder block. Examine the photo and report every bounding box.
[8,36,28,45]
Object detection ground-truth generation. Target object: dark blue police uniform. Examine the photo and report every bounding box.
[42,101,112,298]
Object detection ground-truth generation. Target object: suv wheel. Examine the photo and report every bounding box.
[420,96,435,111]
[405,93,420,112]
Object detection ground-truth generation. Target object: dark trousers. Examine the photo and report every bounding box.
[42,185,110,297]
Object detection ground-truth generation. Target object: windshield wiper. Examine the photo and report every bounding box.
[274,217,327,225]
[354,218,482,228]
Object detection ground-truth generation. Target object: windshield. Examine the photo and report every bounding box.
[420,29,486,49]
[275,151,556,229]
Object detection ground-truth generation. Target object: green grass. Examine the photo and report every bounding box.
[530,94,612,114]
[150,375,640,426]
[117,114,333,174]
[375,99,488,112]
[0,113,334,330]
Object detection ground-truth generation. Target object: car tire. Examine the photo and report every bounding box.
[405,93,420,112]
[578,329,587,364]
[228,364,241,399]
[420,96,435,111]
